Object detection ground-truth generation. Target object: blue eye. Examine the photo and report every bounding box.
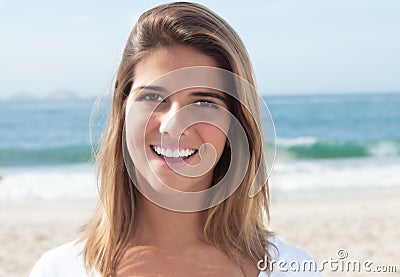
[194,100,219,109]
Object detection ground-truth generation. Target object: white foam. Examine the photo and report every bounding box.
[0,164,98,203]
[276,136,317,147]
[269,157,400,196]
[369,141,399,157]
[1,158,399,202]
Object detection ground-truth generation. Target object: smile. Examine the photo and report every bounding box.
[151,145,198,159]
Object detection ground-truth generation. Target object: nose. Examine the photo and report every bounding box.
[158,102,186,138]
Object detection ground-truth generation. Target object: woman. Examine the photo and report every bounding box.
[30,2,321,276]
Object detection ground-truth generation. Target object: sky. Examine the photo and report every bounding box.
[0,0,399,99]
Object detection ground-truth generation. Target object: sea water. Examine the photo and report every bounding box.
[0,93,399,201]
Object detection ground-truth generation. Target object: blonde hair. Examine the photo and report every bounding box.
[80,2,274,276]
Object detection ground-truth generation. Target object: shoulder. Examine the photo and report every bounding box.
[258,236,323,277]
[29,239,97,277]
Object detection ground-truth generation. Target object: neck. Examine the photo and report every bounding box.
[133,193,207,250]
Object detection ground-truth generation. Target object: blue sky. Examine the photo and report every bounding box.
[0,0,399,98]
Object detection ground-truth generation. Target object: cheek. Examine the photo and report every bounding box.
[196,124,227,154]
[125,103,157,146]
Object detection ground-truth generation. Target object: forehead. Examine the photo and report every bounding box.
[132,45,225,87]
[135,45,220,76]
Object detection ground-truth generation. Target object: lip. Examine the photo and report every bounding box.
[149,145,198,168]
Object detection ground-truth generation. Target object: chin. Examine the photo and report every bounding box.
[154,175,202,192]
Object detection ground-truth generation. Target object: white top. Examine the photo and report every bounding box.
[29,236,322,276]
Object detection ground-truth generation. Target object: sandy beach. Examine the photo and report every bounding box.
[269,190,400,277]
[1,190,399,277]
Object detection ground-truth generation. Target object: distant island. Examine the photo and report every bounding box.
[3,90,97,101]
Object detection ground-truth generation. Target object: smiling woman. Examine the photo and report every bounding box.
[124,46,231,195]
[29,2,321,277]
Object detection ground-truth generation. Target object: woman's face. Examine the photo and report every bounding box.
[125,45,230,193]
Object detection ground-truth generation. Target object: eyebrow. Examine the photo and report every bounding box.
[132,85,167,93]
[190,91,226,101]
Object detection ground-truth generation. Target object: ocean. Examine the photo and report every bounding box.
[1,93,399,201]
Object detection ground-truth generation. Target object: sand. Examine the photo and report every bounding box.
[269,190,400,277]
[1,190,399,277]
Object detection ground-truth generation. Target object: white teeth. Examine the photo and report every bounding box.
[172,149,180,158]
[165,148,172,157]
[179,149,187,157]
[152,146,196,158]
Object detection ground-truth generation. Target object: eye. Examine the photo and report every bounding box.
[194,100,219,109]
[138,93,164,102]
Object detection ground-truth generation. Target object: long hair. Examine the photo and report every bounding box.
[80,2,274,276]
